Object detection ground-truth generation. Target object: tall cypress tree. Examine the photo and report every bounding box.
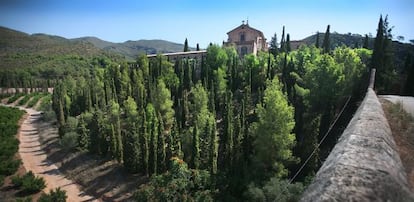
[209,115,218,174]
[323,25,331,54]
[184,38,189,52]
[192,125,200,169]
[141,109,149,175]
[372,15,384,71]
[157,113,166,173]
[196,43,200,51]
[371,15,395,92]
[280,26,286,53]
[224,92,234,170]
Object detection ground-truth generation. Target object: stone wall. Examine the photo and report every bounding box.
[300,88,414,201]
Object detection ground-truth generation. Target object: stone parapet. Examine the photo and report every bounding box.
[300,88,414,201]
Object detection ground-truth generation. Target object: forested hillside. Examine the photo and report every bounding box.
[73,37,191,61]
[301,32,414,74]
[0,26,189,89]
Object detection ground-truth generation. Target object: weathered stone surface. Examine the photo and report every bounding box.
[301,89,414,202]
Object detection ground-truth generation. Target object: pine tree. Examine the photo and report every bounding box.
[269,33,279,57]
[250,77,295,180]
[184,38,189,52]
[323,25,331,54]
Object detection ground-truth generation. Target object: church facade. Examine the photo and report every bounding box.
[224,21,268,56]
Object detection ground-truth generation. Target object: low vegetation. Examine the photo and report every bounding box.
[0,106,24,185]
[17,93,35,106]
[382,100,414,190]
[11,171,46,194]
[7,93,24,104]
[27,93,48,108]
[38,187,67,202]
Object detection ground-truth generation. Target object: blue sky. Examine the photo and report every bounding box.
[1,0,413,48]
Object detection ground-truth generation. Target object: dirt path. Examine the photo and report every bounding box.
[14,105,98,202]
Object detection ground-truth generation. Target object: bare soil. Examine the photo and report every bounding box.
[36,115,146,201]
[2,96,144,201]
[0,112,43,201]
[17,107,98,202]
[381,99,414,191]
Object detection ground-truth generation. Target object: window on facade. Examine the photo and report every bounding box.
[240,33,245,42]
[241,46,248,56]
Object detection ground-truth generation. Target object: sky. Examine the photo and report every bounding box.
[1,0,413,48]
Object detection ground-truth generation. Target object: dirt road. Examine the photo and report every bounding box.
[14,105,98,202]
[380,95,414,117]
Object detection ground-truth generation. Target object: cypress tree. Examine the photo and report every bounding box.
[280,26,286,52]
[196,43,200,51]
[371,15,395,92]
[110,125,117,160]
[141,109,149,175]
[184,38,189,52]
[209,115,218,174]
[224,92,234,169]
[157,113,166,173]
[286,33,291,52]
[323,25,331,54]
[192,125,200,169]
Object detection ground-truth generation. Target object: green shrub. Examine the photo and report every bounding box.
[0,159,21,176]
[41,110,56,122]
[12,171,46,194]
[14,197,32,202]
[0,106,24,178]
[38,187,67,202]
[60,132,79,149]
[37,94,51,111]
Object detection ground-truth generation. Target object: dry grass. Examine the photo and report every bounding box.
[381,99,414,191]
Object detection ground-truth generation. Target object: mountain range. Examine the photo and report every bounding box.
[0,26,189,62]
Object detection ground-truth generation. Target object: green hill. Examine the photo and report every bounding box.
[73,37,190,61]
[0,26,189,68]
